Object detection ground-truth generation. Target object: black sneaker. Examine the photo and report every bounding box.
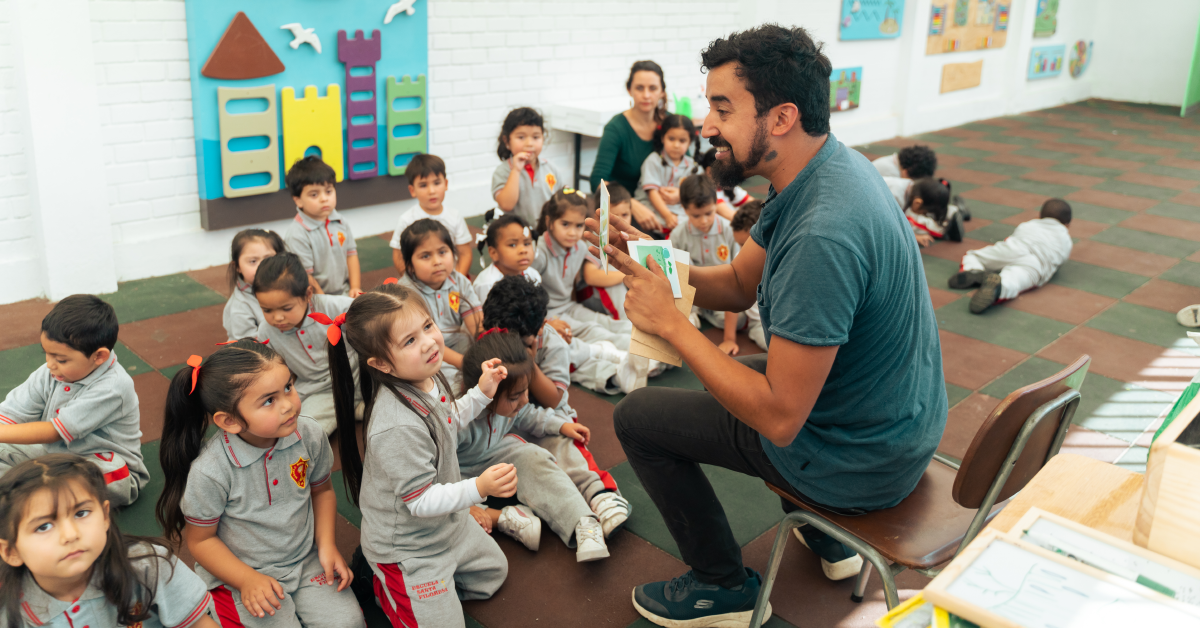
[952,194,971,221]
[349,546,377,611]
[948,269,987,290]
[970,273,1003,314]
[632,568,770,627]
[944,211,965,243]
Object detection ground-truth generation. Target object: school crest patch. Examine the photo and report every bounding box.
[545,173,557,191]
[449,291,461,312]
[290,457,310,489]
[126,604,144,627]
[717,244,730,262]
[337,231,346,247]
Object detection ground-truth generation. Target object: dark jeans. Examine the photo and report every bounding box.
[613,355,858,589]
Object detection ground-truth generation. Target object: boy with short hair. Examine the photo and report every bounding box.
[283,156,362,297]
[670,174,743,356]
[0,295,148,506]
[949,198,1074,314]
[731,200,767,351]
[390,154,474,277]
[875,144,971,226]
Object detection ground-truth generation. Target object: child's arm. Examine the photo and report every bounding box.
[392,248,406,276]
[493,158,527,212]
[456,244,474,277]
[646,189,679,231]
[582,261,626,288]
[0,422,61,445]
[311,481,352,591]
[346,254,362,297]
[185,524,284,619]
[511,404,570,440]
[715,200,736,221]
[527,362,564,409]
[307,274,325,295]
[719,311,740,356]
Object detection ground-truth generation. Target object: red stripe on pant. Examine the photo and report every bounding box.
[103,463,130,485]
[374,563,419,628]
[211,586,246,628]
[572,434,618,491]
[596,287,620,320]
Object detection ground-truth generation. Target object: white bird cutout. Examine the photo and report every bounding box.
[280,23,322,54]
[384,0,417,24]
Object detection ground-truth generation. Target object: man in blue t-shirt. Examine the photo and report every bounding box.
[586,25,946,627]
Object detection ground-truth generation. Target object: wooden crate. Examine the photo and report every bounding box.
[1135,392,1200,569]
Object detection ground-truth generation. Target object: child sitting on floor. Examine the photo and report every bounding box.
[731,199,767,351]
[492,107,565,228]
[283,156,362,297]
[641,114,702,232]
[579,182,633,321]
[223,228,284,341]
[671,174,744,355]
[903,177,963,245]
[390,154,474,277]
[872,144,937,180]
[949,198,1073,314]
[472,213,541,304]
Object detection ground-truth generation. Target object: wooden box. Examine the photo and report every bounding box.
[1135,392,1200,569]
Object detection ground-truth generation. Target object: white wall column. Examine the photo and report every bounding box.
[12,0,117,300]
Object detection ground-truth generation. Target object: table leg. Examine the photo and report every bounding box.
[573,133,582,190]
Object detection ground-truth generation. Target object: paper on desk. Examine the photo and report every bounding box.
[627,240,682,298]
[629,262,694,367]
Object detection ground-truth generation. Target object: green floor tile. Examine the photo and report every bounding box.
[1068,202,1136,225]
[964,222,1016,244]
[1072,377,1174,445]
[942,179,979,194]
[1093,149,1160,164]
[946,382,972,408]
[1049,260,1147,298]
[935,298,1072,355]
[331,470,363,527]
[964,200,1024,222]
[995,178,1078,198]
[1148,201,1200,222]
[356,236,395,273]
[1052,162,1124,180]
[1175,151,1200,162]
[1014,147,1081,161]
[1140,164,1200,182]
[0,343,48,399]
[1090,227,1200,258]
[100,273,226,324]
[115,340,153,377]
[922,255,966,291]
[1129,137,1195,151]
[160,363,187,381]
[608,461,781,562]
[981,357,1069,400]
[961,122,1012,133]
[937,145,998,160]
[114,441,164,536]
[910,132,959,143]
[464,213,487,229]
[1162,260,1200,288]
[1056,136,1118,149]
[959,160,1028,177]
[1092,180,1179,202]
[1115,445,1149,473]
[1086,302,1190,348]
[854,143,899,156]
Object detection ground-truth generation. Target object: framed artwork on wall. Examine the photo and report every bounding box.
[840,0,905,40]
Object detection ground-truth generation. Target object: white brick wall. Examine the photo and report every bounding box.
[0,1,35,268]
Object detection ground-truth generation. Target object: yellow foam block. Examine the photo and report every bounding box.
[281,84,344,181]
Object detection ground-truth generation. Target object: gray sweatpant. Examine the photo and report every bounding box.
[558,303,631,351]
[210,547,365,628]
[0,444,140,507]
[460,435,594,547]
[369,521,506,628]
[524,432,618,504]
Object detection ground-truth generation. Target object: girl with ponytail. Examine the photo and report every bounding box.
[155,339,363,627]
[327,281,513,628]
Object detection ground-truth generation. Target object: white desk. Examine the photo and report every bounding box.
[545,98,629,190]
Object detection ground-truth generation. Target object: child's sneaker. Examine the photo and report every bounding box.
[1177,304,1200,328]
[953,194,971,221]
[613,353,649,393]
[948,269,987,290]
[944,211,965,243]
[593,340,626,364]
[590,492,632,537]
[349,546,377,611]
[497,505,542,551]
[792,527,863,581]
[970,273,1003,314]
[575,516,610,562]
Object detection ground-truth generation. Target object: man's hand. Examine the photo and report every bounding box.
[583,213,650,260]
[598,243,683,338]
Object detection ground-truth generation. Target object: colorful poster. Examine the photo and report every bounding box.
[926,0,1011,55]
[839,0,905,40]
[1028,45,1066,80]
[1069,40,1093,78]
[830,67,862,112]
[930,5,946,34]
[1033,0,1058,37]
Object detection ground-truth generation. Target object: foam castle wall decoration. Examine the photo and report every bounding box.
[184,1,428,230]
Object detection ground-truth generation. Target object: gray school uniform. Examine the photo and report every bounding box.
[529,237,598,316]
[180,415,363,628]
[256,295,353,401]
[491,155,565,227]
[535,323,573,414]
[0,351,148,507]
[222,278,264,341]
[283,209,357,296]
[13,543,215,628]
[670,215,739,268]
[640,152,699,217]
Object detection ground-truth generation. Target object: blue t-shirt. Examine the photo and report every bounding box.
[751,134,947,511]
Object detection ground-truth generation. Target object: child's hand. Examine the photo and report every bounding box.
[240,572,285,618]
[317,544,354,592]
[546,318,572,344]
[470,505,493,533]
[560,422,590,446]
[349,288,364,298]
[915,233,935,247]
[718,340,740,356]
[512,152,533,168]
[661,212,679,231]
[476,463,518,498]
[659,186,681,206]
[477,358,508,399]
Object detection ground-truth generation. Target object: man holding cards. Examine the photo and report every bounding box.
[586,25,947,627]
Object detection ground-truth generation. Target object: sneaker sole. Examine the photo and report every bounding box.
[577,546,610,562]
[791,529,864,581]
[948,270,985,290]
[632,590,771,628]
[970,274,1003,314]
[1177,305,1200,328]
[603,512,629,538]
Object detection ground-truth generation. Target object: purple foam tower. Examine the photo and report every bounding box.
[338,29,382,180]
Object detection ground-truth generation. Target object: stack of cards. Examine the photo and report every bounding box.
[626,242,695,367]
[598,180,610,272]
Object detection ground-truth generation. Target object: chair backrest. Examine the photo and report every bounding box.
[952,355,1090,509]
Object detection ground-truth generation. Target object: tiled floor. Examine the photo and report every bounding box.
[2,99,1199,627]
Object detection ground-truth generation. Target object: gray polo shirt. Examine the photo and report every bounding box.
[640,152,699,217]
[359,380,471,564]
[456,402,570,467]
[0,351,148,492]
[256,294,354,400]
[535,323,574,415]
[222,279,264,342]
[283,209,357,296]
[15,542,213,628]
[530,237,599,316]
[491,155,565,227]
[180,415,332,588]
[398,271,481,345]
[670,215,739,268]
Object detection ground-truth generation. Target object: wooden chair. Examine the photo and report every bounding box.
[749,355,1090,627]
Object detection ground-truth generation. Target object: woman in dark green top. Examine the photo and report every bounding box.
[591,60,672,229]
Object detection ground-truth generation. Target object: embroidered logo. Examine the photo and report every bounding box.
[448,291,461,312]
[290,457,310,489]
[411,579,450,600]
[695,600,714,609]
[337,231,346,247]
[546,172,557,191]
[310,572,331,585]
[717,244,730,262]
[126,603,145,627]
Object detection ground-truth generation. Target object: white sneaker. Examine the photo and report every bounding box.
[575,516,610,562]
[613,353,650,393]
[792,527,863,581]
[589,492,631,538]
[1178,304,1200,328]
[497,505,541,551]
[688,311,702,329]
[593,340,626,364]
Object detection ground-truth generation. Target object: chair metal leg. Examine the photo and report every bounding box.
[851,561,873,603]
[750,513,805,628]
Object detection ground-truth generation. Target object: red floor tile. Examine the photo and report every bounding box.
[936,128,991,139]
[985,153,1057,170]
[1034,142,1099,155]
[964,218,994,232]
[938,167,1009,186]
[1117,172,1197,192]
[1066,189,1158,213]
[1189,250,1200,263]
[1058,425,1132,465]
[876,138,941,149]
[962,186,1049,210]
[0,298,54,352]
[1003,284,1116,325]
[980,117,1026,128]
[361,267,396,289]
[1037,327,1168,383]
[929,287,961,310]
[1008,129,1062,142]
[1124,279,1200,314]
[939,393,1001,459]
[1070,154,1145,171]
[186,265,232,299]
[1119,214,1200,242]
[1067,219,1110,239]
[922,237,990,262]
[567,385,625,470]
[702,327,765,357]
[1113,143,1178,158]
[1109,120,1163,132]
[132,371,170,443]
[1159,157,1200,170]
[939,330,1028,391]
[959,140,1020,153]
[1000,210,1040,226]
[119,303,228,369]
[1172,192,1200,207]
[1068,240,1178,277]
[1022,170,1105,188]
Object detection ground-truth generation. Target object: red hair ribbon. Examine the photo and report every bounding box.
[187,355,203,394]
[476,327,508,340]
[307,312,347,346]
[384,277,398,284]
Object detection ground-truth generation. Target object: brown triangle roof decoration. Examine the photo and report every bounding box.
[201,11,285,80]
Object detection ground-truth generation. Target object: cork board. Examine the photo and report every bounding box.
[926,0,1011,55]
[941,60,983,93]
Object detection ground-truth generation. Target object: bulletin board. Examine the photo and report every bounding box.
[839,0,905,41]
[183,0,429,230]
[926,0,1012,55]
[830,67,862,112]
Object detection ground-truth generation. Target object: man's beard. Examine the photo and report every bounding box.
[709,119,770,189]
